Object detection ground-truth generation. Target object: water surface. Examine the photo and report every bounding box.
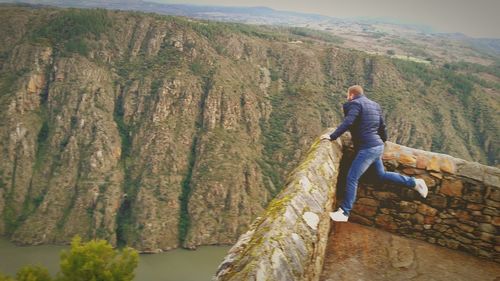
[0,238,230,281]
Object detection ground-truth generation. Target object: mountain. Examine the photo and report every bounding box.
[0,5,498,252]
[0,0,332,24]
[4,0,499,67]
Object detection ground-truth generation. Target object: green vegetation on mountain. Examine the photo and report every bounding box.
[30,8,112,56]
[288,27,344,43]
[0,5,498,252]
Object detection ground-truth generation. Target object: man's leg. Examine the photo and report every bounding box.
[371,156,428,197]
[371,157,415,187]
[339,146,383,216]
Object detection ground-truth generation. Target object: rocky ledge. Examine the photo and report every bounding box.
[321,223,500,281]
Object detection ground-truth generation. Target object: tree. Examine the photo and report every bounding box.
[57,236,138,281]
[0,237,138,281]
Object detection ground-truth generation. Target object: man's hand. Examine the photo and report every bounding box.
[320,133,332,141]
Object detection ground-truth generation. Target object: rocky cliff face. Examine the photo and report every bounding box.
[0,6,498,251]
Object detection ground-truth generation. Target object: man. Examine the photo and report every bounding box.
[321,85,428,222]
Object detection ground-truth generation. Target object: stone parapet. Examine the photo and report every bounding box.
[349,142,500,262]
[213,131,345,281]
[214,135,499,281]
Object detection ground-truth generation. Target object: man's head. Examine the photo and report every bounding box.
[347,85,364,101]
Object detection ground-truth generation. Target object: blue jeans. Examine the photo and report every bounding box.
[340,145,416,216]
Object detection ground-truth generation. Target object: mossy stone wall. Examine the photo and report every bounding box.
[213,130,345,281]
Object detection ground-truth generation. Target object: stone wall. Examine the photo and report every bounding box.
[213,132,345,281]
[347,142,499,262]
[214,135,499,281]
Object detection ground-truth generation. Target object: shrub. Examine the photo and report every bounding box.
[16,266,52,281]
[0,274,15,281]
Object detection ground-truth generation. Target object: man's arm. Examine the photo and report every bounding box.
[378,114,388,142]
[328,102,361,140]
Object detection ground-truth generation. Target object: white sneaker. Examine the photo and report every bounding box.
[414,178,428,198]
[329,208,349,222]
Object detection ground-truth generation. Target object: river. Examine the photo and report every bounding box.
[0,238,231,281]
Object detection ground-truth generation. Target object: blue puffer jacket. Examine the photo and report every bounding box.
[329,95,387,150]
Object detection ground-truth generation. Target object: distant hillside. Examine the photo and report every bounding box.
[468,38,500,56]
[0,6,498,252]
[0,0,332,24]
[3,0,499,66]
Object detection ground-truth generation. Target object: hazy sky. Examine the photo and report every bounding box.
[154,0,500,38]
